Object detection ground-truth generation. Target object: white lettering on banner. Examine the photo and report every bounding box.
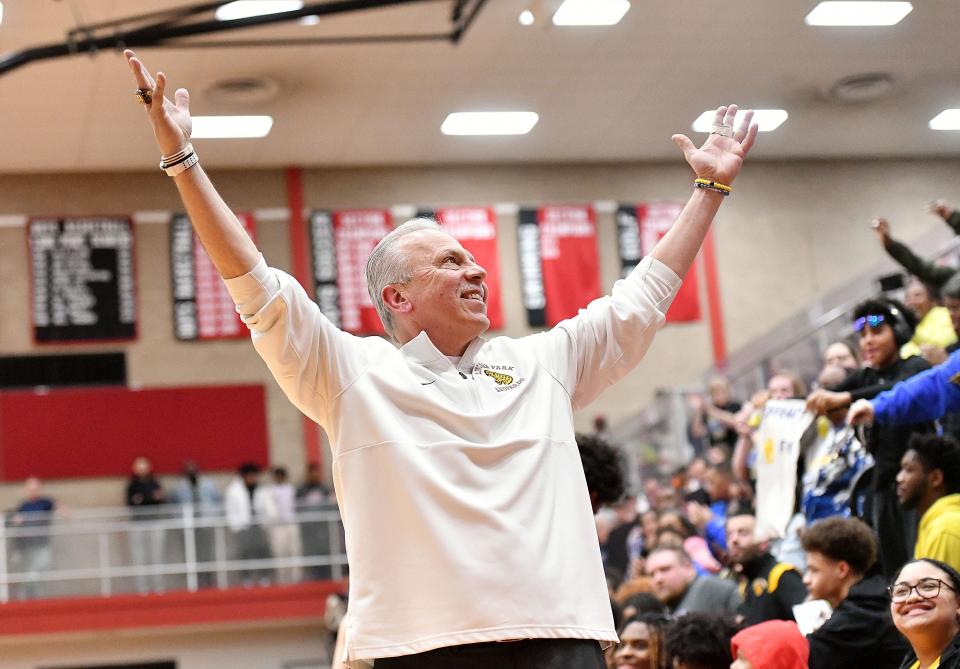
[438,208,496,240]
[539,207,593,260]
[639,202,684,256]
[617,210,641,263]
[518,224,546,310]
[335,210,389,332]
[30,217,137,340]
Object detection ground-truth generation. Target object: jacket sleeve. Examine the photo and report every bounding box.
[224,256,369,425]
[774,569,809,615]
[529,256,681,410]
[807,617,874,669]
[883,238,955,288]
[872,351,960,424]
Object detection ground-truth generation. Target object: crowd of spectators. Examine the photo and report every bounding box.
[595,200,960,669]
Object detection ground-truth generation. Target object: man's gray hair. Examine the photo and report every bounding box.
[365,217,442,339]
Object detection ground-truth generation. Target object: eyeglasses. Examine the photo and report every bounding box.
[888,577,956,602]
[853,314,886,332]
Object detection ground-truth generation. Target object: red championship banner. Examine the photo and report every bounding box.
[617,201,700,323]
[417,206,503,330]
[171,212,256,340]
[518,205,600,327]
[309,209,391,335]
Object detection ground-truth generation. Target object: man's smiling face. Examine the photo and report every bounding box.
[393,228,489,353]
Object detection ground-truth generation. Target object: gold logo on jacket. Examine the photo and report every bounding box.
[483,370,514,386]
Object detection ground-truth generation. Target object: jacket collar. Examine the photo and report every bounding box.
[399,331,486,373]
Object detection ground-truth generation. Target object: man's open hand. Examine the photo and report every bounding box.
[671,105,759,186]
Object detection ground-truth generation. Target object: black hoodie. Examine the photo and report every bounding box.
[808,573,910,669]
[898,633,960,669]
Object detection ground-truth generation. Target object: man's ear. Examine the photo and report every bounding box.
[837,560,852,581]
[382,285,412,315]
[929,468,945,490]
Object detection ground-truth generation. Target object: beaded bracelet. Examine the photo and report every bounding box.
[694,178,732,196]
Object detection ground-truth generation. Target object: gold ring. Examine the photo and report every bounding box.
[135,88,153,105]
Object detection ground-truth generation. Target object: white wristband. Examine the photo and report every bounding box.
[162,151,199,177]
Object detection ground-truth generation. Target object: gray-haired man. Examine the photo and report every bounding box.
[125,49,758,669]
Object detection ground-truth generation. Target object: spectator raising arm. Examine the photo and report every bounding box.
[871,218,956,291]
[848,349,960,426]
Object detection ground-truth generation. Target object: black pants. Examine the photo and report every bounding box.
[872,483,917,580]
[374,639,606,669]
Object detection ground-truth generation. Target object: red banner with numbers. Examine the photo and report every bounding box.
[416,206,504,331]
[171,212,257,340]
[332,209,391,335]
[519,205,600,327]
[617,201,700,323]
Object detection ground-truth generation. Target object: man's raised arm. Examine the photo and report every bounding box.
[650,104,758,278]
[125,50,259,279]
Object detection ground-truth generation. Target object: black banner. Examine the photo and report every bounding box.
[616,205,643,278]
[517,208,546,327]
[308,210,342,329]
[29,217,136,343]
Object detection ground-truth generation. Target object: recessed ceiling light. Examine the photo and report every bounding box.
[216,1,303,22]
[441,112,539,136]
[299,15,320,26]
[805,2,912,26]
[552,0,630,26]
[692,109,789,132]
[191,116,274,138]
[519,10,535,26]
[930,109,960,131]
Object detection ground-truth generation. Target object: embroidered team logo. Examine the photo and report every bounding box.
[951,372,960,386]
[483,369,514,386]
[474,362,525,392]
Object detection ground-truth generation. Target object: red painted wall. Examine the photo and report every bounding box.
[0,385,269,480]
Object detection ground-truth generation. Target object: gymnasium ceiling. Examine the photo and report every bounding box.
[0,0,958,172]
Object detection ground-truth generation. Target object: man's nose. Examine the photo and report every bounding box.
[465,262,486,281]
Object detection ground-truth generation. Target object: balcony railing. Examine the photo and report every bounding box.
[0,503,348,603]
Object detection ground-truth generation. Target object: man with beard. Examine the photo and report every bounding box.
[725,506,806,626]
[895,434,960,572]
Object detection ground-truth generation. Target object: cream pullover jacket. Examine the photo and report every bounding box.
[225,254,680,663]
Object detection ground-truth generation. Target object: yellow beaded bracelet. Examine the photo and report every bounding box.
[694,178,732,196]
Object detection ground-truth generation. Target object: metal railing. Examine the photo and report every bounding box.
[0,503,348,603]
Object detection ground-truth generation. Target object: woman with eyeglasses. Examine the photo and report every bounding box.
[806,297,933,579]
[890,558,960,669]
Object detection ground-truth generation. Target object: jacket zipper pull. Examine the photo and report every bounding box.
[459,371,468,379]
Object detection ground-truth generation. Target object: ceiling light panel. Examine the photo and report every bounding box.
[191,116,274,139]
[552,0,631,26]
[441,112,539,136]
[692,109,789,133]
[929,110,960,131]
[805,2,913,26]
[216,1,304,22]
